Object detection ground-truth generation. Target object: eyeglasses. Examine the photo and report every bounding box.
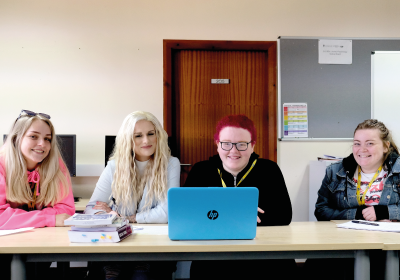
[17,110,51,120]
[219,141,251,151]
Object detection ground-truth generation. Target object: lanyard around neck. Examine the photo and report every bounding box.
[217,159,257,187]
[356,165,382,205]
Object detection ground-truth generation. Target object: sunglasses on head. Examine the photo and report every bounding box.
[17,110,51,120]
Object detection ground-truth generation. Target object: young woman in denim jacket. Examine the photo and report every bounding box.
[315,119,400,222]
[305,119,400,280]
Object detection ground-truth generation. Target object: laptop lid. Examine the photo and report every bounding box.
[168,187,259,240]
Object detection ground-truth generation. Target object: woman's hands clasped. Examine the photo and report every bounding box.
[362,206,376,221]
[362,206,391,222]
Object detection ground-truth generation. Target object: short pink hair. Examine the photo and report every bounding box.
[214,114,257,144]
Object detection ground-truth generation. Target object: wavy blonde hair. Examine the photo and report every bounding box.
[1,115,70,207]
[110,111,171,216]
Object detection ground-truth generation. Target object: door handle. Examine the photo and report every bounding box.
[180,164,191,166]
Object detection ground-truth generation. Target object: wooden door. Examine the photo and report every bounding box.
[164,40,277,186]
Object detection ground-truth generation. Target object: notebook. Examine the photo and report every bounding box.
[64,213,117,226]
[168,187,259,240]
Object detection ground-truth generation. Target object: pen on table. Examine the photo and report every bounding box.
[352,220,379,226]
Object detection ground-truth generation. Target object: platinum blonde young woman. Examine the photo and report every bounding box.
[85,111,180,280]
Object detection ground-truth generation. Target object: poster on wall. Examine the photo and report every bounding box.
[283,103,308,137]
[318,39,352,64]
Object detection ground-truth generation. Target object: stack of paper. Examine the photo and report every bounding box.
[64,213,132,243]
[337,220,400,232]
[318,155,343,161]
[317,155,343,166]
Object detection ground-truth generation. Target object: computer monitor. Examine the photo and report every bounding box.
[105,135,116,167]
[57,135,76,177]
[2,134,76,177]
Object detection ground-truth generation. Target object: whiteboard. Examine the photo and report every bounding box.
[372,51,400,145]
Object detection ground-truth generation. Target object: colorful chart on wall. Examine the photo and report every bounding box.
[283,103,308,137]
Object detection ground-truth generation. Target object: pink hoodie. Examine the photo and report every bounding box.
[0,157,75,230]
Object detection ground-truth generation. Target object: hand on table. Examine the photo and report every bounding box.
[93,201,112,213]
[362,206,377,221]
[257,207,264,223]
[55,213,71,227]
[109,211,120,217]
[127,214,137,223]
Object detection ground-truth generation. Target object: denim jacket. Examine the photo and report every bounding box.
[315,152,400,221]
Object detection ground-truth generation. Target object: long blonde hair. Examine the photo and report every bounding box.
[110,111,171,215]
[1,115,70,207]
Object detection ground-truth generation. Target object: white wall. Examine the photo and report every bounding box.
[1,0,400,221]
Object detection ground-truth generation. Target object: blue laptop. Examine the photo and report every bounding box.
[168,187,259,240]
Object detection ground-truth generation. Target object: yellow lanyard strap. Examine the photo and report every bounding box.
[218,159,257,187]
[356,165,382,206]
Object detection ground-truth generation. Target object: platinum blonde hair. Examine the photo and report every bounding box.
[110,111,171,216]
[1,115,70,206]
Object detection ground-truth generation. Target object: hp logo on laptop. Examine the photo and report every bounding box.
[207,210,219,220]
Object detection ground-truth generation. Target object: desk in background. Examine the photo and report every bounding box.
[309,161,328,221]
[0,222,388,280]
[74,198,89,213]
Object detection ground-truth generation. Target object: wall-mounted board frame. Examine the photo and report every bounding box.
[278,36,400,141]
[372,51,400,145]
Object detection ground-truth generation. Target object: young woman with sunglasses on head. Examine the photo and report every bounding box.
[0,110,75,279]
[85,111,180,280]
[0,110,75,230]
[183,114,295,280]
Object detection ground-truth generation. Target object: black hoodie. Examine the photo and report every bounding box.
[183,152,292,226]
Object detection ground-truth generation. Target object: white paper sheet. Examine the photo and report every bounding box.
[0,227,35,237]
[337,221,400,232]
[133,226,168,235]
[318,39,352,64]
